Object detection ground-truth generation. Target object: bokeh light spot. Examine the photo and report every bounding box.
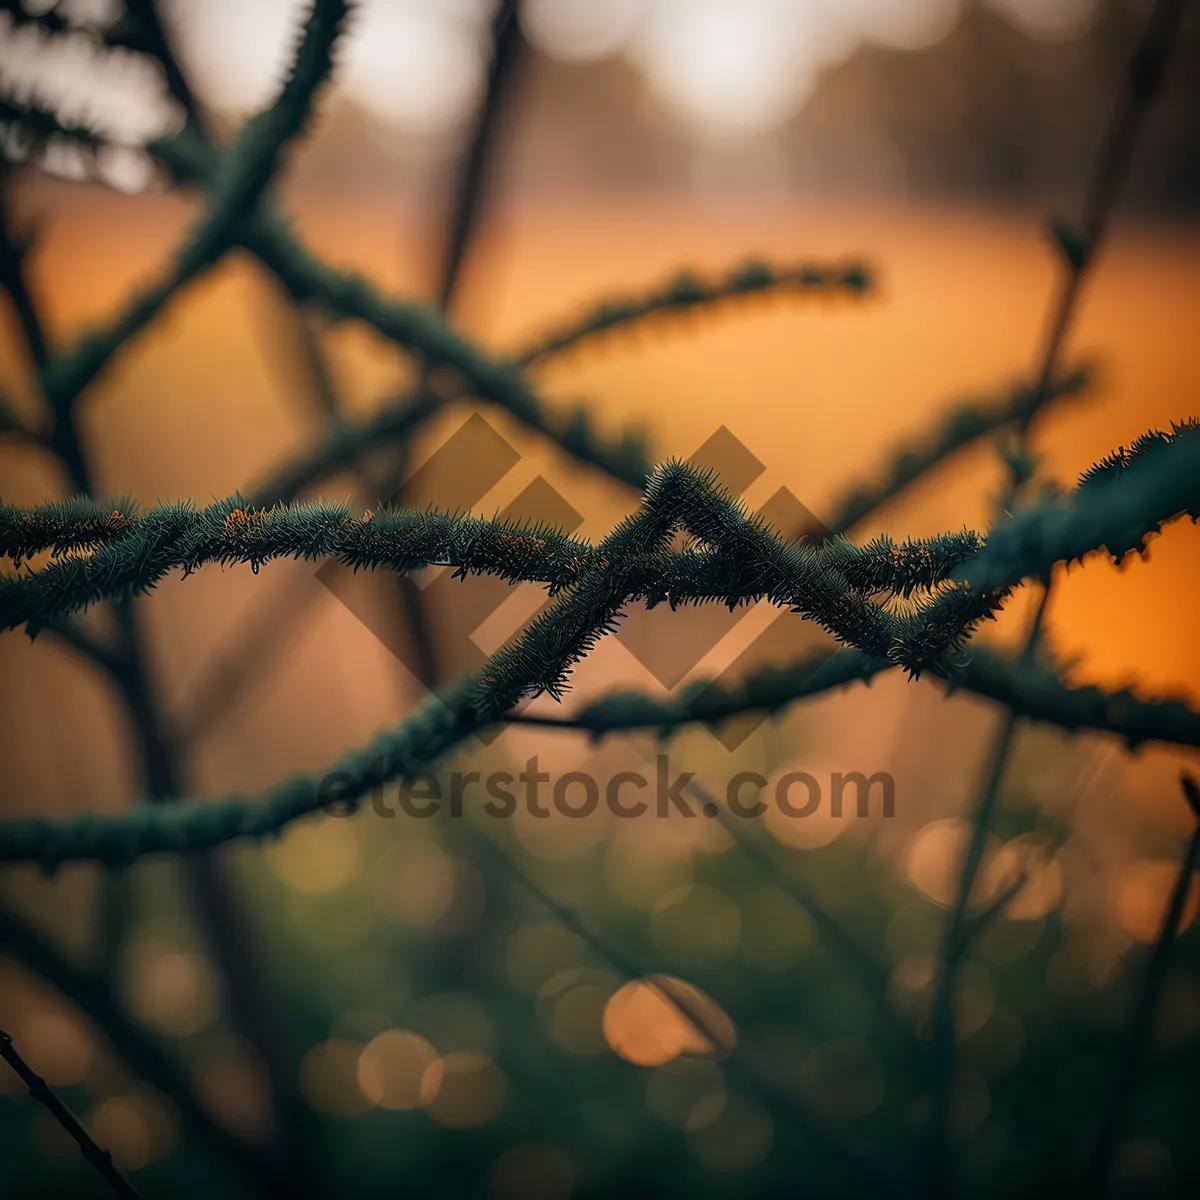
[340,1,487,135]
[986,0,1099,41]
[425,1051,507,1128]
[122,936,220,1039]
[88,1098,152,1172]
[603,976,735,1066]
[372,841,459,928]
[14,1010,93,1087]
[906,818,1004,909]
[356,1029,442,1110]
[87,1091,177,1171]
[265,816,359,895]
[1117,857,1199,942]
[192,1036,274,1142]
[521,0,646,63]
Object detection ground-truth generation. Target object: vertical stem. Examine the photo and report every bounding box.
[926,587,1049,1197]
[463,826,898,1193]
[1084,775,1200,1195]
[0,903,284,1194]
[1023,0,1190,444]
[922,3,1189,1193]
[0,171,50,368]
[384,0,527,689]
[430,0,525,315]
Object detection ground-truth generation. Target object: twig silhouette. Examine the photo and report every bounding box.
[926,585,1050,1193]
[0,1026,141,1198]
[0,902,284,1195]
[1083,774,1200,1195]
[460,824,899,1193]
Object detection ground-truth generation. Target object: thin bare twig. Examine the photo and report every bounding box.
[461,825,899,1193]
[926,585,1048,1194]
[0,902,285,1195]
[0,1026,141,1198]
[687,782,893,1006]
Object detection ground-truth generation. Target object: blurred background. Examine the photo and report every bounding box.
[0,1,1199,1196]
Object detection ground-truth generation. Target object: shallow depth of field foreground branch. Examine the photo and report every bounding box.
[0,2,1198,1199]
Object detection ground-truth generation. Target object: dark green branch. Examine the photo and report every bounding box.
[822,366,1093,536]
[953,417,1199,594]
[0,180,51,368]
[237,204,656,489]
[0,495,594,633]
[513,259,872,369]
[37,0,351,416]
[948,643,1200,752]
[503,646,887,737]
[2,599,1197,870]
[504,638,1200,753]
[0,465,855,867]
[5,422,1196,695]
